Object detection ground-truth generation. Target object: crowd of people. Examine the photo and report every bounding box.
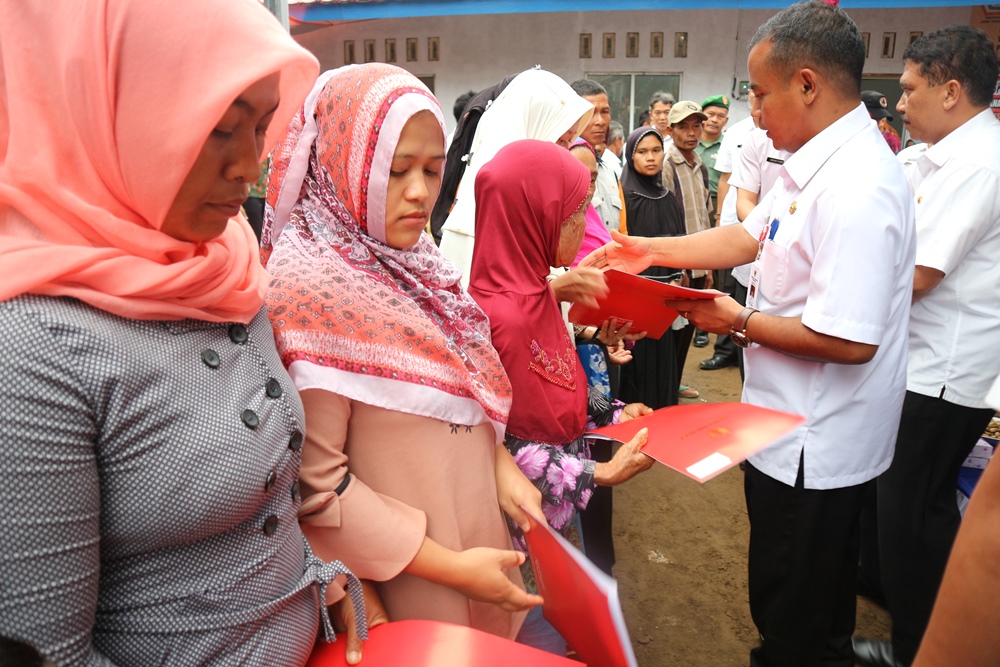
[1,1,998,666]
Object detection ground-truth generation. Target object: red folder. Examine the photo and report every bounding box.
[306,619,579,667]
[522,511,638,667]
[587,402,806,482]
[567,269,727,339]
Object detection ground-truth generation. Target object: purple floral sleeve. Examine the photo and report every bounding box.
[505,435,596,549]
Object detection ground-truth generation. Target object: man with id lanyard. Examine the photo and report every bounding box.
[581,2,914,665]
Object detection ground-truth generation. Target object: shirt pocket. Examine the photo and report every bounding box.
[759,240,788,304]
[609,190,623,211]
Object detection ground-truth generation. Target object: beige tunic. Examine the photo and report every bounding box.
[297,389,525,639]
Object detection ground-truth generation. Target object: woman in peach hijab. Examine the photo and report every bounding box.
[0,1,371,665]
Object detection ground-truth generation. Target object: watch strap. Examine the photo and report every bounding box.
[730,306,759,339]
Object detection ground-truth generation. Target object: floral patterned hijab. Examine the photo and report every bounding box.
[263,65,511,440]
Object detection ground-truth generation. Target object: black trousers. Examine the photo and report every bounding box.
[745,459,869,667]
[672,275,707,385]
[580,439,615,575]
[710,271,741,364]
[877,391,994,664]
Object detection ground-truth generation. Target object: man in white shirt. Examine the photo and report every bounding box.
[699,112,757,372]
[572,79,624,232]
[603,120,624,177]
[852,26,1000,667]
[703,116,794,376]
[584,3,914,664]
[648,90,675,146]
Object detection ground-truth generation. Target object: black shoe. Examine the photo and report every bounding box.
[699,355,736,370]
[693,331,710,348]
[852,638,906,667]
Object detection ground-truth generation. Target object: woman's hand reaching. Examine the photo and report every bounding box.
[333,579,389,665]
[619,402,653,423]
[404,537,542,613]
[453,547,544,612]
[550,267,609,309]
[593,427,654,486]
[495,445,544,533]
[606,340,632,365]
[595,319,647,347]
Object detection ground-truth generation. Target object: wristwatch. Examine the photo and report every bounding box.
[729,307,759,349]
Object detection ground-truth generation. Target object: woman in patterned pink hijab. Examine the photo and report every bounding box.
[264,64,543,640]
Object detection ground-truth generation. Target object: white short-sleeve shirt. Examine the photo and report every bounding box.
[593,157,623,232]
[728,127,794,286]
[987,372,1000,411]
[740,103,916,490]
[902,109,1000,409]
[716,117,755,229]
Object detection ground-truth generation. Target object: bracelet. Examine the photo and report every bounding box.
[333,472,352,496]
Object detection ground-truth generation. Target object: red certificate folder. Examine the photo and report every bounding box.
[522,510,638,667]
[306,619,579,667]
[567,269,727,339]
[587,402,806,482]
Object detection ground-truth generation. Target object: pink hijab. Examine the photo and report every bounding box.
[569,139,613,267]
[264,65,512,439]
[469,140,591,444]
[0,0,319,323]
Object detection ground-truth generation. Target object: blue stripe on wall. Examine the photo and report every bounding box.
[290,0,973,22]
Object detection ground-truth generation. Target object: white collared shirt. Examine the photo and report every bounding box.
[593,154,623,232]
[987,372,1000,411]
[741,103,916,490]
[728,126,793,286]
[716,117,756,229]
[902,109,1000,409]
[601,148,623,178]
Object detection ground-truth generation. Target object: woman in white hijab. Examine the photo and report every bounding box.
[438,69,594,287]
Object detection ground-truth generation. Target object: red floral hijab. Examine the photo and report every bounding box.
[468,140,591,444]
[263,65,511,439]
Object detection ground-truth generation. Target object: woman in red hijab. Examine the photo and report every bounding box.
[468,140,654,655]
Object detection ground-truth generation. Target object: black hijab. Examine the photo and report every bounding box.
[621,128,685,239]
[620,127,684,277]
[429,72,519,243]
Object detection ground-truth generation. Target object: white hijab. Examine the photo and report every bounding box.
[440,69,594,240]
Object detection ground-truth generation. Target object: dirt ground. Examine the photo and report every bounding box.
[610,335,892,666]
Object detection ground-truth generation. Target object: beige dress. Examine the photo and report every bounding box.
[297,389,526,640]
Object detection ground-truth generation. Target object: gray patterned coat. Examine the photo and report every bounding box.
[0,295,339,666]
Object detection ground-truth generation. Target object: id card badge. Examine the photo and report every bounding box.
[747,218,776,309]
[747,263,760,308]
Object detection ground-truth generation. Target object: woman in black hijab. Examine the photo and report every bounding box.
[618,127,686,409]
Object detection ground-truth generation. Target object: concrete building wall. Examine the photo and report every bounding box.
[293,6,973,131]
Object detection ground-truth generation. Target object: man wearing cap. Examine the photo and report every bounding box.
[863,90,901,153]
[662,100,713,397]
[696,95,732,224]
[693,94,731,348]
